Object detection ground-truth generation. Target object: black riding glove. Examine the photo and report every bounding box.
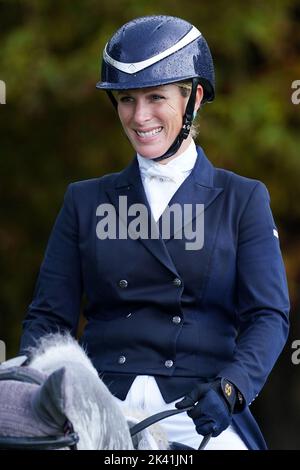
[175,378,243,437]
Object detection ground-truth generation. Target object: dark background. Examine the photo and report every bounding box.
[1,0,300,449]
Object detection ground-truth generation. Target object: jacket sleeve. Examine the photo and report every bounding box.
[218,181,290,407]
[20,184,82,352]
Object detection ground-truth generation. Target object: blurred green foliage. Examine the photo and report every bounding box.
[1,0,300,448]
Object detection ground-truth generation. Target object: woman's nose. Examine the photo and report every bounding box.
[133,100,151,124]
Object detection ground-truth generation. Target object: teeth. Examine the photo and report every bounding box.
[136,127,162,138]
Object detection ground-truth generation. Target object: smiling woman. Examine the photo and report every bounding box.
[20,15,290,450]
[116,84,202,161]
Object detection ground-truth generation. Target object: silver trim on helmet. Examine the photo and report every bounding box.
[103,26,201,74]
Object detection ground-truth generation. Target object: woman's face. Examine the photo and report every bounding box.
[116,84,193,160]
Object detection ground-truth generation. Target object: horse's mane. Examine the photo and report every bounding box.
[28,333,98,377]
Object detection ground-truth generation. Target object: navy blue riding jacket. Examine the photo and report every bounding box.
[20,147,290,449]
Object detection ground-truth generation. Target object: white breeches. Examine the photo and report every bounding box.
[114,375,248,450]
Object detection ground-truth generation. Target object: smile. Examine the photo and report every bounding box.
[135,127,163,138]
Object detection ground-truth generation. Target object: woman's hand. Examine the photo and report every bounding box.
[175,378,241,437]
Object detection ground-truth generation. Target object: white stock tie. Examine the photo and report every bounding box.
[139,164,185,221]
[140,164,183,185]
[137,142,198,221]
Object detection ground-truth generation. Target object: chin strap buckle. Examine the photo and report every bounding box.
[181,120,192,139]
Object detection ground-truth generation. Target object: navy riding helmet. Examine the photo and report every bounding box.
[96,15,215,161]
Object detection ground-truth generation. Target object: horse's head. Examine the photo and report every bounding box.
[1,333,171,450]
[0,365,77,449]
[0,333,133,450]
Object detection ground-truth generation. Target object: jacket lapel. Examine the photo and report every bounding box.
[158,147,223,241]
[105,157,179,275]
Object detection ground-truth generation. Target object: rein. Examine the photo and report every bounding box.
[129,406,212,450]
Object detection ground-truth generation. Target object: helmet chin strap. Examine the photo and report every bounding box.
[106,77,199,163]
[152,78,199,162]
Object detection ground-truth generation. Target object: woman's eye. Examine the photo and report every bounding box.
[150,95,165,101]
[119,96,134,103]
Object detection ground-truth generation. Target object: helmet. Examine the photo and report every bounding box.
[96,16,215,161]
[96,15,215,103]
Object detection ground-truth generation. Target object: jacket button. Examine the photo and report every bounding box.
[173,278,182,287]
[118,279,128,288]
[172,316,181,324]
[118,355,126,364]
[165,360,173,368]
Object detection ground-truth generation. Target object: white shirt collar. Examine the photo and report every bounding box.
[137,140,197,175]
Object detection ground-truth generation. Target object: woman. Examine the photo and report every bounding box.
[20,15,290,450]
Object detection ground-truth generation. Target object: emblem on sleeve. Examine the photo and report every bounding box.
[224,382,232,397]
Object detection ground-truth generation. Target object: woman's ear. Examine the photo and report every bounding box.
[195,84,204,112]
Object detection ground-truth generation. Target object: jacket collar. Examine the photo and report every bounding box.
[116,145,216,189]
